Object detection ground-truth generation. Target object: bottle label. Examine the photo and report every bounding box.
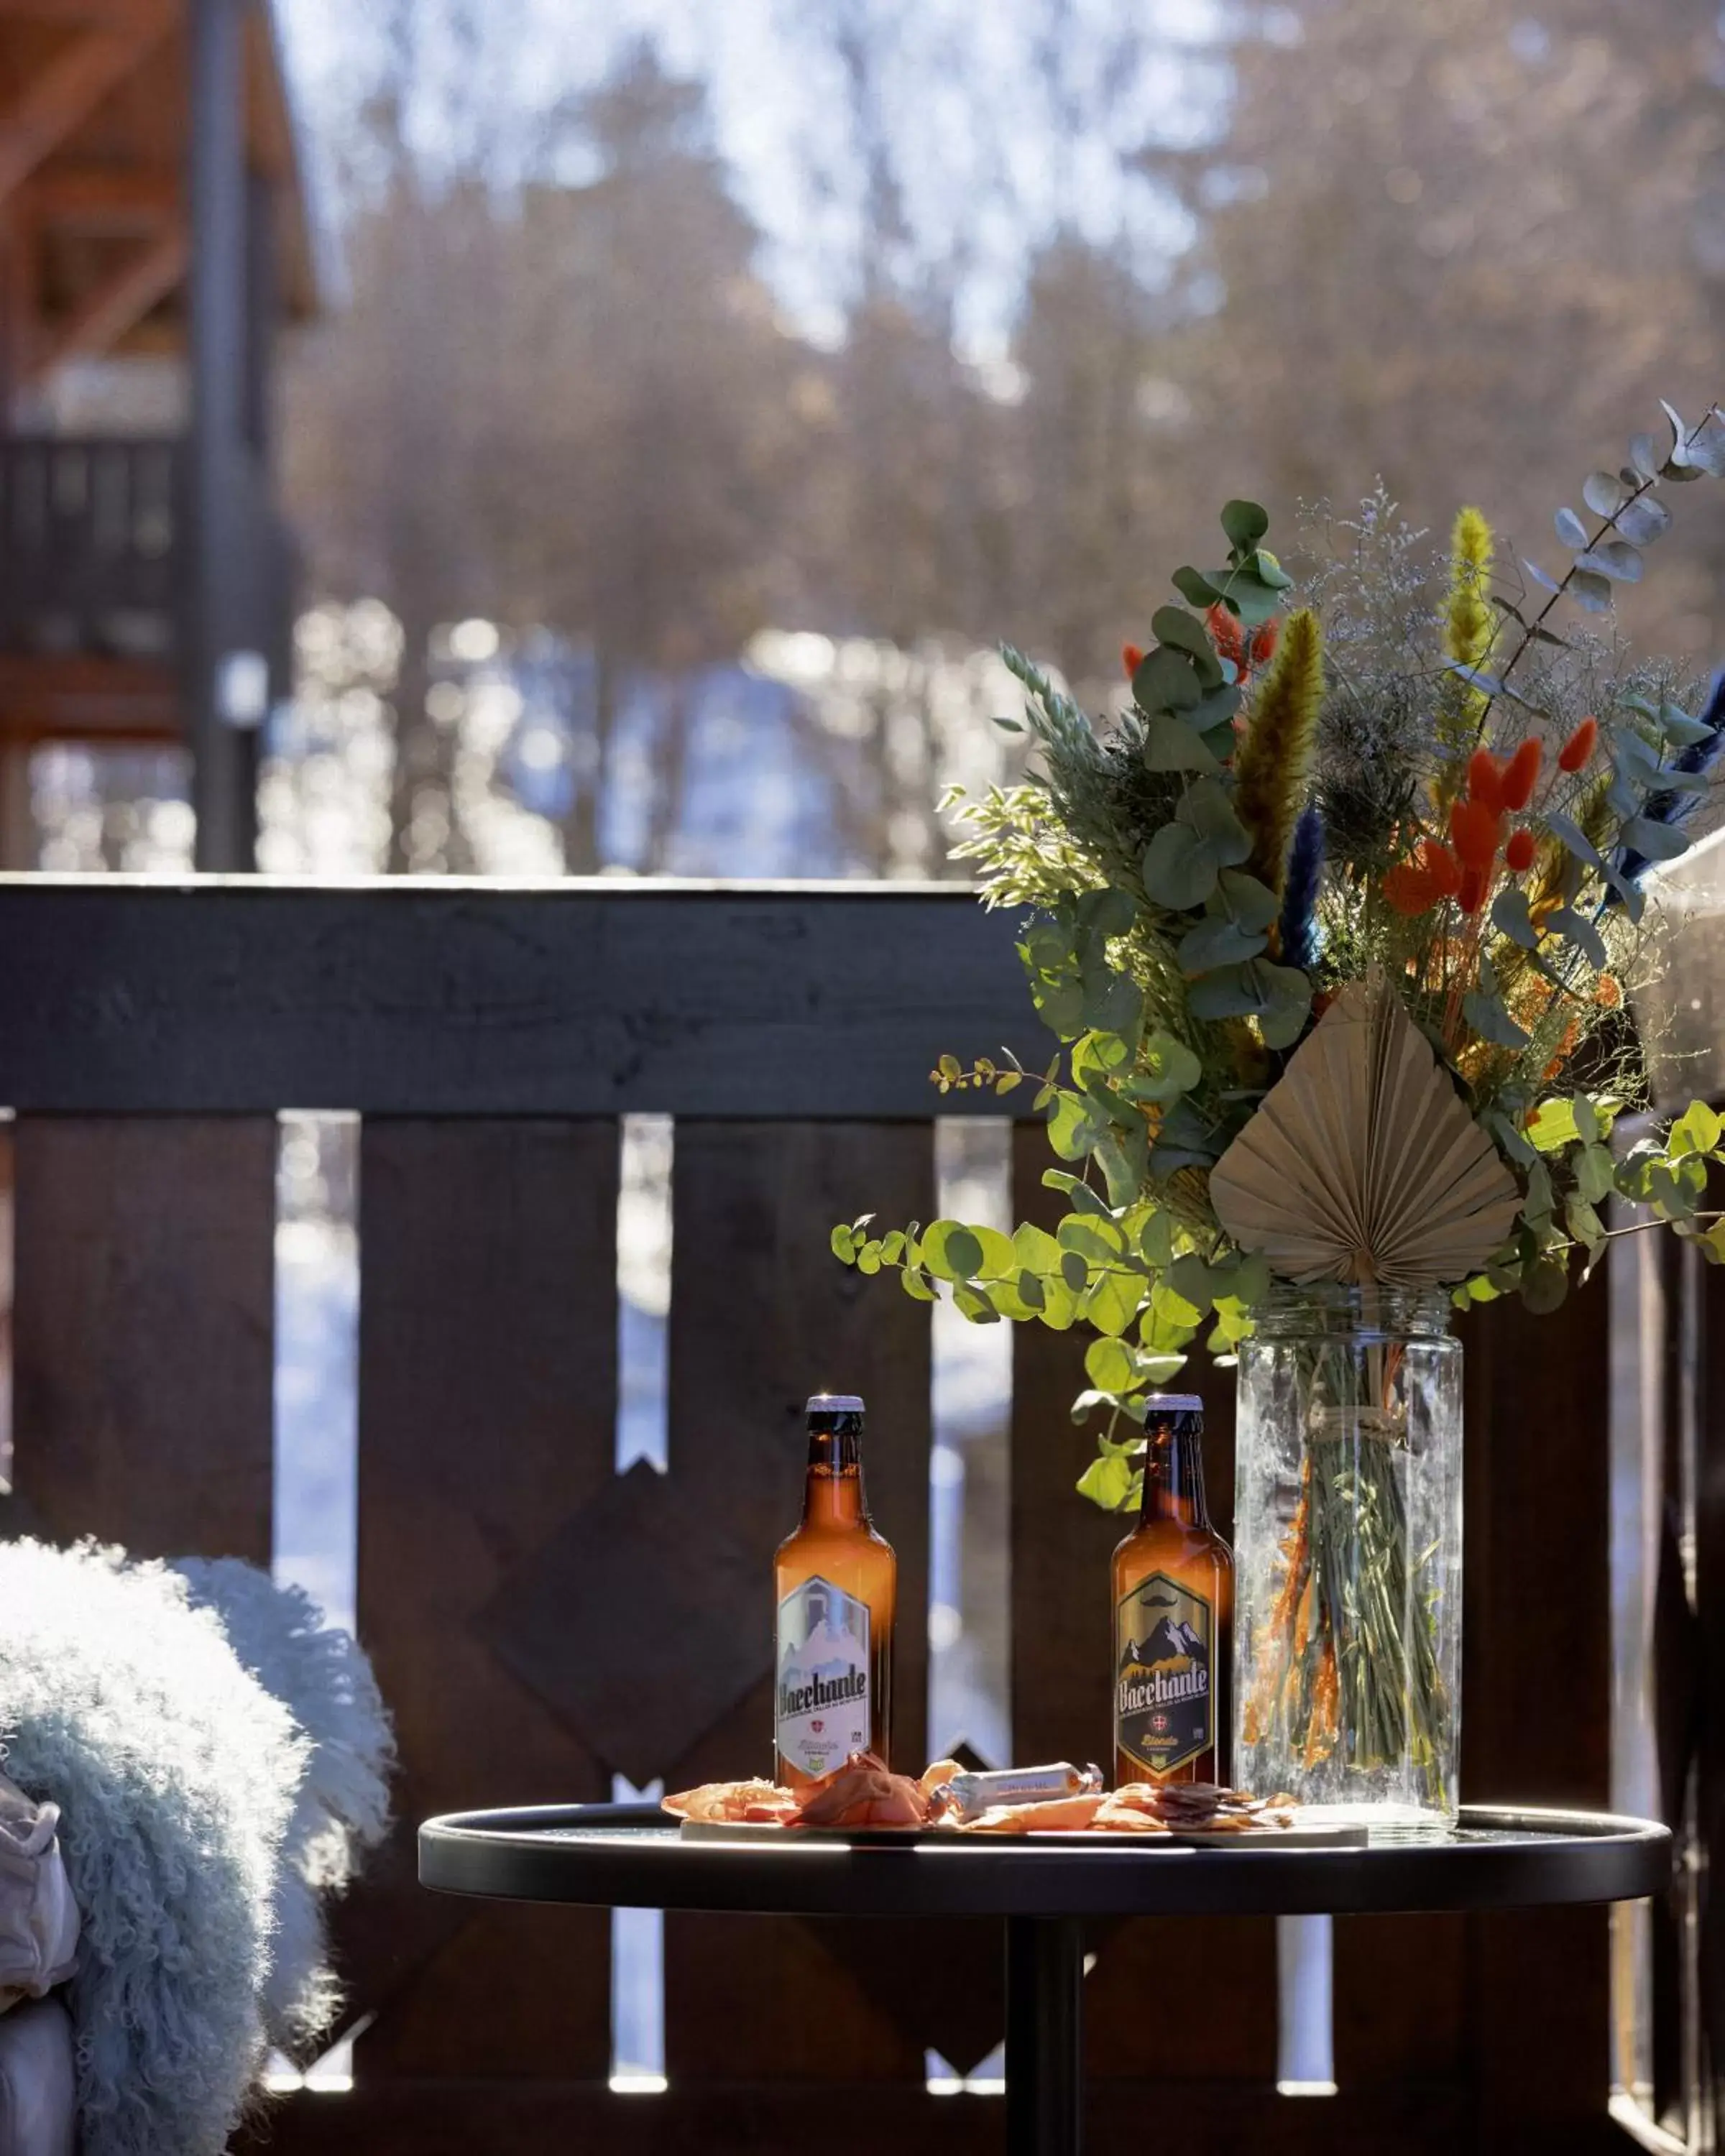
[1116,1570,1213,1776]
[776,1574,871,1778]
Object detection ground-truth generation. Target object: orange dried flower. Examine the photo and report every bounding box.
[1248,617,1281,667]
[1596,973,1622,1010]
[1458,865,1490,916]
[1450,796,1504,870]
[1504,826,1537,874]
[1384,862,1440,916]
[1204,602,1246,670]
[1419,839,1463,898]
[1122,642,1145,679]
[1501,738,1542,811]
[1558,717,1599,773]
[1543,1016,1583,1081]
[1466,749,1505,811]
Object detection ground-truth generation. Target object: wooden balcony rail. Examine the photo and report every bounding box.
[0,435,181,658]
[0,435,292,687]
[0,877,1657,2155]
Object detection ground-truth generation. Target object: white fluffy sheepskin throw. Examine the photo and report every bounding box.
[0,1539,392,2156]
[176,1558,392,2049]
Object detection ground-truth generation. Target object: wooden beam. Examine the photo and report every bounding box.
[1,1,170,21]
[0,653,180,741]
[0,12,175,210]
[25,162,179,228]
[0,883,1042,1117]
[24,215,186,379]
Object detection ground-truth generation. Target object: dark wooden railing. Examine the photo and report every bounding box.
[0,437,182,655]
[0,436,290,687]
[0,877,1647,2154]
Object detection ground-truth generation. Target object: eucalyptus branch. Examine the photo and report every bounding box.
[1472,400,1725,745]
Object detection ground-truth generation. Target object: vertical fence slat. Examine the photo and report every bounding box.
[12,1115,274,1560]
[346,1119,617,2084]
[1458,1276,1614,2150]
[1007,1125,1278,2094]
[1693,1247,1725,2139]
[661,1120,1006,2083]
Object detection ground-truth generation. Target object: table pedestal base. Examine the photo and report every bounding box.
[1006,1915,1084,2156]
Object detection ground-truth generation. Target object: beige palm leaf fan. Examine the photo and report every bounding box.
[1208,973,1522,1287]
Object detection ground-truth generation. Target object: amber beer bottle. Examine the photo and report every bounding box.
[773,1393,896,1788]
[1113,1393,1233,1787]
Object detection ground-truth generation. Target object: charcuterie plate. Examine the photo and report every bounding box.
[676,1815,1369,1848]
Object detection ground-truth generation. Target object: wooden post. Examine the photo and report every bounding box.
[185,0,257,870]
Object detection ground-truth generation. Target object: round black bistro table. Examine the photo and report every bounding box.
[420,1800,1669,2156]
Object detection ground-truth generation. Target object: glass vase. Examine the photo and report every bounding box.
[1232,1284,1462,1832]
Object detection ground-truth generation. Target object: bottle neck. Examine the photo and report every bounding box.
[1139,1429,1209,1531]
[802,1427,868,1529]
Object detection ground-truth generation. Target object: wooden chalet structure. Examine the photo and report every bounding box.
[0,0,315,867]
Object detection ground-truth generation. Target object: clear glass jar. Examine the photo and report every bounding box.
[1232,1284,1462,1831]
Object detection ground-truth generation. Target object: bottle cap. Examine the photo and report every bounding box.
[1144,1392,1204,1414]
[807,1392,866,1416]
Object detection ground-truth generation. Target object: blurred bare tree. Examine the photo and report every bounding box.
[1145,0,1725,653]
[281,0,1725,875]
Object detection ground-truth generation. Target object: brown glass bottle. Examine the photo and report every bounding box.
[773,1393,896,1789]
[1112,1394,1233,1787]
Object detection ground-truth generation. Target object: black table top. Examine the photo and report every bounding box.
[419,1800,1670,1921]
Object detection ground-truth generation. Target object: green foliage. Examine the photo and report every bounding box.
[1172,498,1293,627]
[845,407,1725,1510]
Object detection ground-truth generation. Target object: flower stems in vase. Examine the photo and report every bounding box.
[1236,1293,1461,1825]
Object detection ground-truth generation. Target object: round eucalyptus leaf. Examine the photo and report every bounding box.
[1142,714,1221,773]
[921,1219,985,1281]
[1583,470,1628,517]
[1616,496,1672,545]
[1132,644,1203,714]
[1076,1451,1137,1511]
[1553,506,1588,549]
[1215,867,1281,931]
[1570,568,1614,614]
[1575,540,1642,584]
[1142,822,1218,910]
[1079,885,1139,940]
[1172,565,1223,609]
[1180,778,1254,862]
[1520,1258,1569,1314]
[1177,916,1269,974]
[1188,682,1242,732]
[1629,432,1660,481]
[1548,906,1606,969]
[1150,605,1224,686]
[1224,573,1284,627]
[1013,1220,1062,1273]
[1084,1335,1136,1393]
[1187,964,1264,1021]
[1522,556,1563,594]
[1619,814,1691,862]
[1490,887,1538,949]
[1254,960,1312,1049]
[1133,1031,1202,1104]
[1082,969,1145,1040]
[1251,548,1294,590]
[1220,498,1271,552]
[1685,418,1725,478]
